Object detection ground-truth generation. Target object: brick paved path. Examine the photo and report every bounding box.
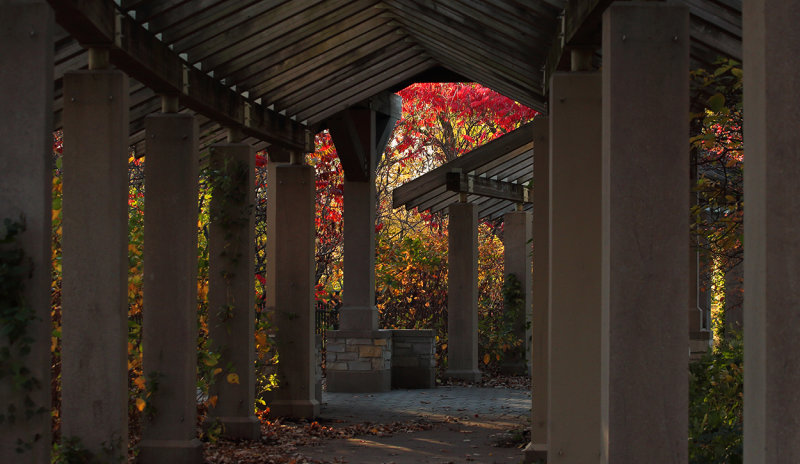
[321,386,531,424]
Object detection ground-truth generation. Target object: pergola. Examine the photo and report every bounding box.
[2,1,796,463]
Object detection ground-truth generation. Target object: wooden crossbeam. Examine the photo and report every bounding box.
[48,0,310,151]
[392,121,535,208]
[446,172,530,204]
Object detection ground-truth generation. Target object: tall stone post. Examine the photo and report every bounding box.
[548,71,602,463]
[524,117,550,463]
[138,106,202,463]
[601,3,689,462]
[327,108,392,393]
[61,51,130,459]
[445,201,481,381]
[501,209,532,375]
[0,2,53,461]
[207,142,260,440]
[743,1,800,461]
[265,155,319,418]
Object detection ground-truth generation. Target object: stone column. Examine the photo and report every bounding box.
[61,54,130,459]
[743,1,800,461]
[501,209,532,375]
[327,116,392,393]
[339,174,378,332]
[138,108,202,462]
[206,142,260,440]
[265,156,319,418]
[444,201,481,381]
[524,117,549,463]
[0,2,53,461]
[601,3,689,463]
[548,71,602,464]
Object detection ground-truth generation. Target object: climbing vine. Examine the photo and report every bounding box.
[0,216,46,452]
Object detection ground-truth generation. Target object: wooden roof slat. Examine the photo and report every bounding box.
[152,0,265,43]
[212,0,383,81]
[48,0,309,151]
[252,34,411,105]
[300,58,436,124]
[234,19,395,94]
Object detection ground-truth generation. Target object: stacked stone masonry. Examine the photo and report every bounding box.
[391,330,436,389]
[327,337,392,371]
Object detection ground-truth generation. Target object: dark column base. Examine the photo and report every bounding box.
[137,439,202,464]
[443,369,481,382]
[214,416,260,441]
[327,369,391,393]
[523,442,547,463]
[269,399,320,419]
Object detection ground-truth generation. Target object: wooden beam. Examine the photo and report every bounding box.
[446,172,530,204]
[393,121,535,208]
[48,0,309,151]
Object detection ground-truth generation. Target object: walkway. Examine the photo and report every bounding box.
[297,386,532,464]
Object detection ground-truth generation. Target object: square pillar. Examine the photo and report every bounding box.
[327,146,392,393]
[501,209,532,375]
[61,68,130,459]
[339,176,378,331]
[0,2,53,461]
[743,1,800,461]
[601,3,689,462]
[206,143,260,440]
[444,201,481,381]
[265,161,319,418]
[524,117,550,463]
[138,113,202,462]
[548,71,602,464]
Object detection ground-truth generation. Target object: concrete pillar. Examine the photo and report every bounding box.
[601,3,689,462]
[548,71,602,464]
[524,117,549,463]
[743,1,800,461]
[444,201,481,381]
[501,210,532,375]
[61,63,129,458]
[339,174,378,332]
[138,112,202,462]
[207,143,260,440]
[265,159,319,418]
[0,2,53,461]
[327,119,393,393]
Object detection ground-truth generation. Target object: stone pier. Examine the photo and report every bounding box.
[61,60,130,459]
[524,117,550,463]
[743,1,800,461]
[139,110,202,463]
[601,3,689,462]
[327,107,393,393]
[501,209,532,375]
[207,142,260,440]
[548,70,603,464]
[444,201,481,381]
[0,2,54,461]
[266,158,319,418]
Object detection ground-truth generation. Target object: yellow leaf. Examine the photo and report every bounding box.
[135,398,146,412]
[203,357,218,367]
[208,395,218,407]
[134,376,146,390]
[483,353,490,365]
[227,373,240,384]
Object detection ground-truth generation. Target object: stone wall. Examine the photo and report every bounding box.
[326,330,392,392]
[391,329,435,389]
